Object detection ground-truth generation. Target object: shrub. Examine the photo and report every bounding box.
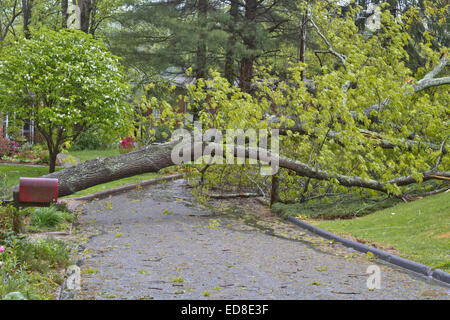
[0,173,10,201]
[0,237,71,298]
[17,238,71,272]
[30,207,73,229]
[119,136,136,154]
[0,206,25,233]
[71,126,114,151]
[0,129,19,158]
[39,153,50,165]
[0,239,29,299]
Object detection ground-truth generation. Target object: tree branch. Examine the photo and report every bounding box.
[359,55,449,116]
[270,117,443,152]
[309,17,347,66]
[38,140,450,197]
[413,77,450,93]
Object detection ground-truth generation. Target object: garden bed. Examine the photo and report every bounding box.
[0,204,75,299]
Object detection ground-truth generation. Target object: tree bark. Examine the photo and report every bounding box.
[49,150,58,174]
[78,0,92,34]
[22,0,33,39]
[299,11,308,80]
[61,0,69,29]
[224,0,239,84]
[42,142,177,196]
[88,0,98,35]
[37,140,450,197]
[270,173,279,207]
[195,0,208,79]
[239,0,257,93]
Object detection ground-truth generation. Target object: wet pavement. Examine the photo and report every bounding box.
[65,180,449,300]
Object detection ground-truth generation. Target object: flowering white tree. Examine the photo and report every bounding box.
[0,28,132,172]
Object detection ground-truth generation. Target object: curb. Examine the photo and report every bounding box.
[60,173,183,202]
[287,216,450,286]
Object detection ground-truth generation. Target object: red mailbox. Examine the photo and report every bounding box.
[18,177,58,204]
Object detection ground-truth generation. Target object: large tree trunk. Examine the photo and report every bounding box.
[195,0,208,79]
[43,143,177,196]
[299,11,308,80]
[32,56,449,198]
[22,0,33,39]
[239,0,257,93]
[38,140,450,197]
[224,0,239,84]
[61,0,69,29]
[49,151,58,174]
[78,0,92,34]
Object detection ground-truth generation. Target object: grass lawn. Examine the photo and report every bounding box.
[68,148,120,162]
[307,191,450,272]
[0,164,53,189]
[0,148,172,199]
[65,172,164,198]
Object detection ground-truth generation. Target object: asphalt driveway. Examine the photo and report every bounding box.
[63,180,449,300]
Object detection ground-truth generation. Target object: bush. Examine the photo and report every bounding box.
[0,242,28,298]
[272,196,401,220]
[39,153,50,165]
[119,136,136,154]
[0,128,19,158]
[0,173,10,201]
[0,206,25,234]
[0,133,10,158]
[30,207,73,229]
[72,126,121,151]
[16,238,71,272]
[29,145,50,164]
[0,142,50,165]
[72,127,107,151]
[0,237,71,299]
[0,203,73,299]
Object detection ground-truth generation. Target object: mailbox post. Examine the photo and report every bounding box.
[13,177,59,208]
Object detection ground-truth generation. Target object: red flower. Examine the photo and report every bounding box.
[121,136,136,149]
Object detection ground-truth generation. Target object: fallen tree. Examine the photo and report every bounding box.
[35,140,449,198]
[271,54,449,152]
[23,6,449,201]
[35,56,449,198]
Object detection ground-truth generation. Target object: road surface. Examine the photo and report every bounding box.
[62,179,449,300]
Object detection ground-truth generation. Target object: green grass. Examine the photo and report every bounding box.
[0,165,53,188]
[29,206,73,230]
[273,196,401,219]
[307,192,450,272]
[0,146,172,198]
[0,149,118,189]
[64,148,173,197]
[65,172,164,197]
[68,148,120,162]
[0,164,168,199]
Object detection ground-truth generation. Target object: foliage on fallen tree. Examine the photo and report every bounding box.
[42,3,449,202]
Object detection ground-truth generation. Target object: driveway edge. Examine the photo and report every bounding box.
[287,216,450,286]
[59,173,183,202]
